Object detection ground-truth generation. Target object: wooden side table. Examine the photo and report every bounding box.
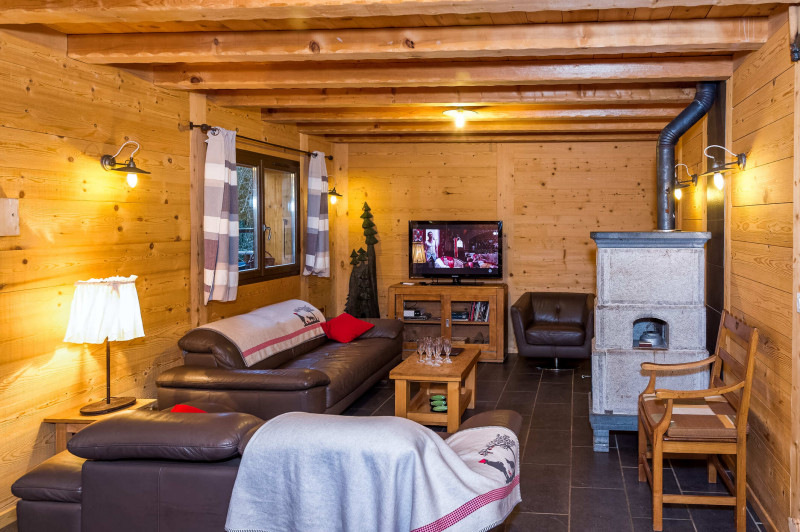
[389,347,480,433]
[44,398,157,453]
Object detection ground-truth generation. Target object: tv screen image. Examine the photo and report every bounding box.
[409,221,502,281]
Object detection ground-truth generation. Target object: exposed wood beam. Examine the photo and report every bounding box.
[295,119,669,134]
[324,133,661,142]
[68,18,767,64]
[154,57,732,90]
[210,85,697,108]
[261,104,685,122]
[0,0,793,25]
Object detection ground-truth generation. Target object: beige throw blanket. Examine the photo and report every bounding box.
[199,299,326,367]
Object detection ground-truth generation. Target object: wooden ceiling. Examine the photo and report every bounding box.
[0,0,789,142]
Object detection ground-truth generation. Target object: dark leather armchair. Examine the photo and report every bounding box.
[511,292,594,362]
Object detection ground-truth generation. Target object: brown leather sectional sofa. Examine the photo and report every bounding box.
[12,408,522,532]
[156,318,404,419]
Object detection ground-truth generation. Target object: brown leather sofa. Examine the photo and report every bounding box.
[511,292,595,362]
[156,318,403,420]
[12,408,522,532]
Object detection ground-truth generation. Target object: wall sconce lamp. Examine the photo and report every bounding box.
[100,141,150,188]
[328,186,343,205]
[699,144,746,191]
[443,108,478,128]
[673,163,698,200]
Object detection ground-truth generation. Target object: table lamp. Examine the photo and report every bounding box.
[64,275,145,415]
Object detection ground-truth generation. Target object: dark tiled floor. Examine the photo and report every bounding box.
[343,354,763,532]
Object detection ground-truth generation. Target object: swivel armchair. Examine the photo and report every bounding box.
[510,292,594,368]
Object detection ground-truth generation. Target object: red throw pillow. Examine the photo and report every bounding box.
[170,404,208,414]
[322,313,374,343]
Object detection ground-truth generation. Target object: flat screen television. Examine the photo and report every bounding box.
[409,221,502,283]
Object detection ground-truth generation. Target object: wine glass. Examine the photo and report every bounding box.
[428,337,441,367]
[416,337,425,363]
[443,338,452,364]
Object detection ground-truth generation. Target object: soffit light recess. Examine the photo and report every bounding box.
[100,140,150,188]
[443,108,478,128]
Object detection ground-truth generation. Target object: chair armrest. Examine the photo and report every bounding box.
[640,356,716,394]
[641,356,717,373]
[510,292,533,343]
[157,366,331,391]
[655,381,744,400]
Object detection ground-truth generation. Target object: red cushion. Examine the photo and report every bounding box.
[321,313,375,343]
[170,404,208,414]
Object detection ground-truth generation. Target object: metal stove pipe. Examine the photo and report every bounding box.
[656,82,717,230]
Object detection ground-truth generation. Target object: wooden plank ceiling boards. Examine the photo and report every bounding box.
[0,1,781,141]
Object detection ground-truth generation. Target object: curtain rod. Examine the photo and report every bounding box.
[188,122,333,161]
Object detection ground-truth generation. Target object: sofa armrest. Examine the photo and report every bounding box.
[156,366,331,391]
[458,410,523,436]
[357,318,403,340]
[67,410,263,461]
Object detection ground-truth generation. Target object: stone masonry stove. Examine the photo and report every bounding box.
[588,231,711,452]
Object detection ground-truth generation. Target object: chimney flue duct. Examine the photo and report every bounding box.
[656,82,717,230]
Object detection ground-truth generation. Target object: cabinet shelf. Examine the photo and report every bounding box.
[388,283,507,363]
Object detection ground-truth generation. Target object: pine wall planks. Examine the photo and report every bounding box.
[0,29,330,518]
[676,18,792,532]
[728,19,793,532]
[343,141,658,347]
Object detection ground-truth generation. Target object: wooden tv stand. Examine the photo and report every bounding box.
[387,282,507,363]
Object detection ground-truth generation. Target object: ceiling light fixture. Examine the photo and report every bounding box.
[100,140,150,188]
[443,108,478,128]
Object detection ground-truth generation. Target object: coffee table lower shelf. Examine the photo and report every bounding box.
[406,387,473,427]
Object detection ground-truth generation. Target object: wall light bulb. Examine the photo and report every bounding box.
[454,112,466,128]
[330,194,338,205]
[713,172,724,190]
[126,173,138,188]
[674,188,682,200]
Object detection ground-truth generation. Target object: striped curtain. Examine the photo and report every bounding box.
[203,128,239,303]
[303,152,330,277]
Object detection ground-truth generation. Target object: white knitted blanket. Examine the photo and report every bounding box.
[199,299,325,367]
[225,413,521,532]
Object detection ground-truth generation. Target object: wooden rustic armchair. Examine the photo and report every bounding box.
[637,310,758,532]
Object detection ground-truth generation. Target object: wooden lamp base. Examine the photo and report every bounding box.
[79,396,136,416]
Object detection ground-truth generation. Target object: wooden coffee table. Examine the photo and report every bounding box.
[389,346,480,432]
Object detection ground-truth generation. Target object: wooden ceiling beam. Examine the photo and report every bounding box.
[154,57,732,90]
[261,104,686,122]
[323,133,661,142]
[209,85,697,108]
[0,0,793,25]
[295,119,669,134]
[67,18,767,64]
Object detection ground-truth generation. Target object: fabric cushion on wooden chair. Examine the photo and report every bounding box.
[524,324,585,346]
[640,393,748,441]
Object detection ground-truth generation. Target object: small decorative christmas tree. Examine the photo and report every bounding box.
[344,203,380,318]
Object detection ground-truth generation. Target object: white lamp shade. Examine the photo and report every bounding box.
[64,275,145,344]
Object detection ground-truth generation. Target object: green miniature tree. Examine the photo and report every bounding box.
[345,203,380,318]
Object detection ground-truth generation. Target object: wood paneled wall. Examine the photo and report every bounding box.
[676,18,793,531]
[0,28,190,516]
[729,18,793,532]
[677,117,708,232]
[0,30,331,519]
[343,141,658,349]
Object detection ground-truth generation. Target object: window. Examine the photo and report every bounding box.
[236,150,300,283]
